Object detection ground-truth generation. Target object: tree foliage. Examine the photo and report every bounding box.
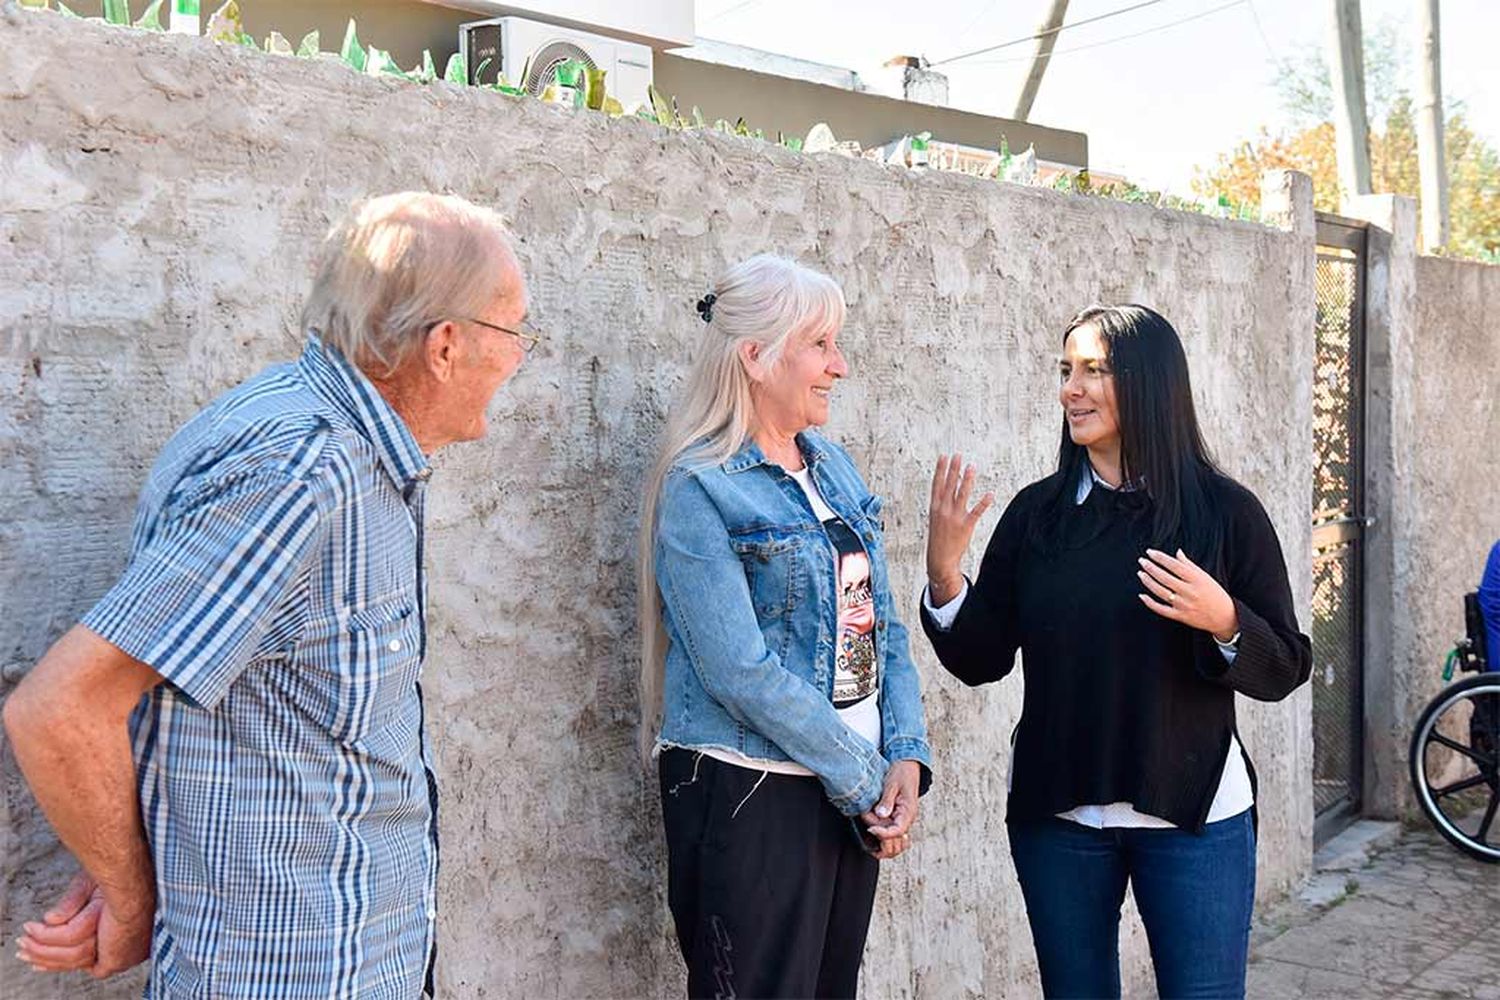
[1194,20,1499,258]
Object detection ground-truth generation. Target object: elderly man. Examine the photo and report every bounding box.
[3,192,534,996]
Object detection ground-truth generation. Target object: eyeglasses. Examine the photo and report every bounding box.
[427,316,546,353]
[462,316,545,353]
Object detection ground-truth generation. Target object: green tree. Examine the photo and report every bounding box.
[1194,19,1499,258]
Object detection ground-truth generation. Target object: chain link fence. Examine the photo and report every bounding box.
[1311,239,1365,823]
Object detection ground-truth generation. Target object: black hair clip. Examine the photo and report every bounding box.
[695,292,717,323]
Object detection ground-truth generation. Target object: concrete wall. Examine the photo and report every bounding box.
[1347,193,1500,820]
[0,8,1313,998]
[1399,253,1500,793]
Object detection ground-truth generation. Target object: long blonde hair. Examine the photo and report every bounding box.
[637,254,847,761]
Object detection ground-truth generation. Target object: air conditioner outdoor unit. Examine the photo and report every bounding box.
[459,17,654,109]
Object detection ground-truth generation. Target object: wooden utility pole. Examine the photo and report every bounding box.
[1326,0,1373,200]
[1414,0,1449,248]
[1013,0,1070,122]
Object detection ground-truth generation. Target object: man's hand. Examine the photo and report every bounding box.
[3,626,163,979]
[17,872,100,972]
[92,887,154,978]
[859,760,922,861]
[16,870,153,978]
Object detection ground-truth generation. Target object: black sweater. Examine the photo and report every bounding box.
[921,470,1312,831]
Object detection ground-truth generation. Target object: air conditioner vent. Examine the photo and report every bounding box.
[523,41,598,96]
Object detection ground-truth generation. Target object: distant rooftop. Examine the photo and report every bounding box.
[668,38,866,93]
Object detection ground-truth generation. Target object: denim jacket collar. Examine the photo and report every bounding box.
[721,432,829,475]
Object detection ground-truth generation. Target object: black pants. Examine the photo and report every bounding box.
[659,749,880,1000]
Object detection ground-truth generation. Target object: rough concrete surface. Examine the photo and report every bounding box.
[1248,821,1500,999]
[0,7,1330,997]
[1395,256,1500,799]
[1355,192,1424,822]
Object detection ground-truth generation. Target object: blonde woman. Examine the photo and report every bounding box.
[639,255,932,998]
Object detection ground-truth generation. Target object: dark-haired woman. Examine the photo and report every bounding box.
[920,305,1311,999]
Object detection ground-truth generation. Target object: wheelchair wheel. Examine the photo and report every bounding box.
[1409,673,1500,863]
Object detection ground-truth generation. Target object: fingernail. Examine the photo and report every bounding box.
[877,805,891,817]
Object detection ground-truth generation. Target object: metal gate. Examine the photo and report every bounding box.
[1311,214,1369,843]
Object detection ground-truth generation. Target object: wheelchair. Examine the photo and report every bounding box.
[1408,591,1500,862]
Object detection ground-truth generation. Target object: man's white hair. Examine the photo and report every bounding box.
[301,192,518,374]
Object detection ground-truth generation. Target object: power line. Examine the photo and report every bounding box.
[950,0,1006,48]
[703,0,763,22]
[1245,0,1278,59]
[959,0,1250,66]
[931,0,1172,67]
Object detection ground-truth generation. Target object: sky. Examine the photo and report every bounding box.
[692,0,1499,195]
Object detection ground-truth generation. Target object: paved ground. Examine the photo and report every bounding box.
[1247,820,1500,998]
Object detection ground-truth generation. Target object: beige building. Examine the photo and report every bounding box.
[88,0,1089,169]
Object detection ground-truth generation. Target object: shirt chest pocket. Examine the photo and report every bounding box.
[292,601,422,743]
[727,530,806,620]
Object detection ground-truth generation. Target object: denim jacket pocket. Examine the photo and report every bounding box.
[727,530,803,619]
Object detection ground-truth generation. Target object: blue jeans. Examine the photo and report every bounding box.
[1008,811,1256,999]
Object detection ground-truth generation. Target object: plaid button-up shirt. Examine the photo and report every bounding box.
[83,334,438,998]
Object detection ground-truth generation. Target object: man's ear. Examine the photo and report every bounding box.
[737,340,767,383]
[423,320,460,382]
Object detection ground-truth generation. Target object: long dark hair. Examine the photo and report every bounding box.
[1037,304,1227,562]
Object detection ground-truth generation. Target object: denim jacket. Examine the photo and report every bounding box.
[654,430,933,816]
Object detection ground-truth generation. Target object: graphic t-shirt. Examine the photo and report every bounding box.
[697,465,882,778]
[788,467,882,749]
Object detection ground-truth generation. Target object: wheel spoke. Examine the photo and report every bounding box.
[1433,773,1489,799]
[1430,732,1497,768]
[1479,791,1500,845]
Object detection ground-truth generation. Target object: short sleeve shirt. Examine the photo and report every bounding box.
[82,334,438,998]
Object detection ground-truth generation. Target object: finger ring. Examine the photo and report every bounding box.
[1166,590,1177,603]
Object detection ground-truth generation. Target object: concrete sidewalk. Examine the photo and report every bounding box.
[1247,820,1500,998]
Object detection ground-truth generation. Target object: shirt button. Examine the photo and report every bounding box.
[425,907,437,921]
[388,639,403,652]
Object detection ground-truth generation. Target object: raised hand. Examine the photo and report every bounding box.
[926,453,995,606]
